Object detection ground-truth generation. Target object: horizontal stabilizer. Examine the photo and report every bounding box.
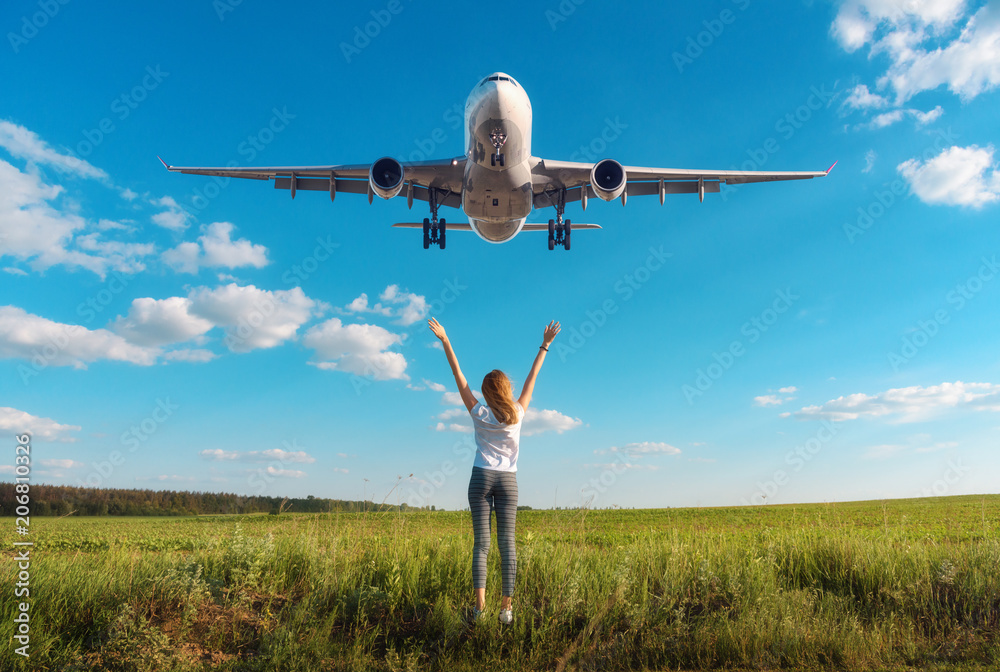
[391,222,602,231]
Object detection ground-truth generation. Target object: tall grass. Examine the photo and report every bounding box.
[1,496,997,670]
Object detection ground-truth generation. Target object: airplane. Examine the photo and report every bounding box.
[160,72,834,251]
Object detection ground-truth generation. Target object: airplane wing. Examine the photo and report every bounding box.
[158,156,467,209]
[530,158,836,209]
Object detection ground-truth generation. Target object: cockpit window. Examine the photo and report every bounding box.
[481,75,519,87]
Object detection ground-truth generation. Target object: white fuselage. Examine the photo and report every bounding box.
[462,73,533,243]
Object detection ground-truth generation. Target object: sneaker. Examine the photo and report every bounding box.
[470,606,484,624]
[498,609,513,625]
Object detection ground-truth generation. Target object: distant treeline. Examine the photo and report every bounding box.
[0,483,434,516]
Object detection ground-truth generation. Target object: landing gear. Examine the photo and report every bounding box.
[490,127,507,168]
[547,198,572,251]
[423,190,446,249]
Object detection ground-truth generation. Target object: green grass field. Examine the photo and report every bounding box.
[2,495,998,671]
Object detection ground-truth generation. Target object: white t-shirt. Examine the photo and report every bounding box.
[471,401,524,472]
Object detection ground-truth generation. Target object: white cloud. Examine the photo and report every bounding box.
[112,296,214,347]
[4,267,27,276]
[256,467,306,478]
[0,119,107,179]
[863,149,878,173]
[869,109,905,128]
[150,196,191,232]
[161,348,217,363]
[0,407,81,442]
[74,233,154,273]
[161,242,200,274]
[441,391,464,406]
[425,379,447,392]
[303,317,408,380]
[606,441,681,456]
[199,447,315,463]
[841,84,889,110]
[40,458,85,468]
[437,407,468,421]
[864,435,959,459]
[0,159,153,277]
[379,284,429,326]
[882,3,1000,103]
[0,306,158,369]
[135,474,198,482]
[522,408,583,436]
[163,221,269,273]
[188,283,317,352]
[911,105,944,124]
[754,386,798,407]
[832,1,1000,104]
[343,292,392,316]
[583,462,659,471]
[434,422,473,433]
[898,144,1000,208]
[784,381,1000,423]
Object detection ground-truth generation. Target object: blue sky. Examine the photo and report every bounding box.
[2,0,999,509]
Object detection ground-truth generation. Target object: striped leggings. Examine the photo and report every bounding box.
[468,466,518,596]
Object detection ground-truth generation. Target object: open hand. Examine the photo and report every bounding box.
[542,320,561,346]
[427,317,448,342]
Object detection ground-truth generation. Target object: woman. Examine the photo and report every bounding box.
[427,317,561,625]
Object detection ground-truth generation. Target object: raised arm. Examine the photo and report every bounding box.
[427,318,477,412]
[518,321,561,412]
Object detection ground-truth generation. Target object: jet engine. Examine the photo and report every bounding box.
[369,157,405,199]
[590,159,627,201]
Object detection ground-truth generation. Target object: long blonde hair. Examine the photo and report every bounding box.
[482,370,519,425]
